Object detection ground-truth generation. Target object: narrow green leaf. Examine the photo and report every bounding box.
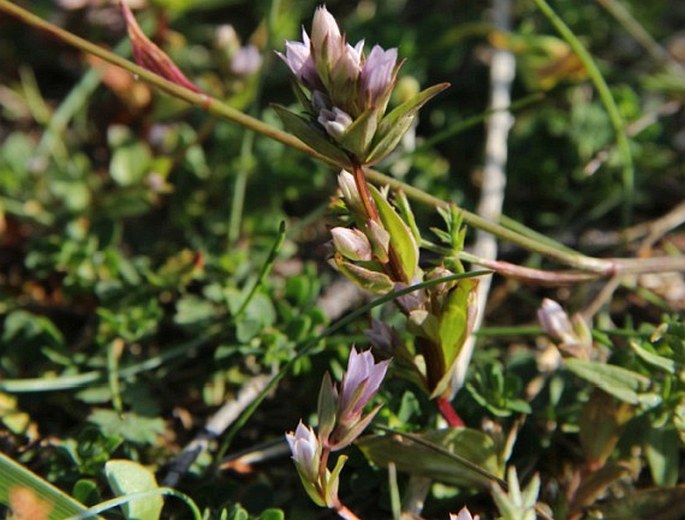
[357,427,502,489]
[105,460,163,520]
[645,427,679,487]
[629,339,675,374]
[365,113,414,165]
[0,452,93,519]
[369,185,418,281]
[430,279,478,398]
[339,108,378,158]
[565,358,649,404]
[378,82,450,132]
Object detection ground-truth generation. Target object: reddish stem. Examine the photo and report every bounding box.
[335,504,361,520]
[436,396,465,427]
[351,160,380,223]
[351,160,408,283]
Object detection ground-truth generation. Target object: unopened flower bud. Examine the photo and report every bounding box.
[285,421,321,484]
[311,5,343,69]
[537,298,591,359]
[337,170,364,217]
[331,227,372,261]
[318,107,353,140]
[537,299,577,346]
[120,2,203,93]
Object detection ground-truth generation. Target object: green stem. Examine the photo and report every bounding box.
[532,0,634,225]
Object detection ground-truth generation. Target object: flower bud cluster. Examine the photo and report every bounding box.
[331,170,418,291]
[276,5,448,165]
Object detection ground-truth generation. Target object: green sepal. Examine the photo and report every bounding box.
[330,404,383,451]
[324,454,348,507]
[317,372,338,445]
[430,278,478,399]
[272,104,351,167]
[365,112,415,165]
[366,82,450,164]
[394,190,422,243]
[339,108,378,159]
[291,80,314,116]
[334,255,394,293]
[297,469,327,507]
[369,185,419,282]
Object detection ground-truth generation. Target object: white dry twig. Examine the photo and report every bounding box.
[451,0,515,394]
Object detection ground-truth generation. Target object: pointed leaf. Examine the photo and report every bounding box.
[369,185,418,281]
[394,190,422,243]
[0,452,93,519]
[564,358,649,404]
[629,340,675,374]
[357,428,501,489]
[380,82,450,132]
[646,427,679,486]
[317,373,338,444]
[365,113,415,164]
[366,82,449,164]
[105,459,163,520]
[272,104,351,167]
[339,108,378,159]
[430,279,478,398]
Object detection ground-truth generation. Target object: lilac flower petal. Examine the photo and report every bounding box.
[361,45,398,104]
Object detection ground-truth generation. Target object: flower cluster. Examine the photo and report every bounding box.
[276,5,448,166]
[285,348,389,510]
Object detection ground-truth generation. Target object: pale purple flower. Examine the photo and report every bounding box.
[360,45,398,106]
[285,421,321,483]
[331,227,373,261]
[318,106,353,139]
[330,40,364,87]
[230,44,262,76]
[339,348,389,418]
[277,29,321,89]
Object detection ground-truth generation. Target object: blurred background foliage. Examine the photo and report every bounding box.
[1,0,684,518]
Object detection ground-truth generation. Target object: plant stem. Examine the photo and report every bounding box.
[351,160,380,223]
[436,397,465,427]
[352,160,408,283]
[336,505,361,520]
